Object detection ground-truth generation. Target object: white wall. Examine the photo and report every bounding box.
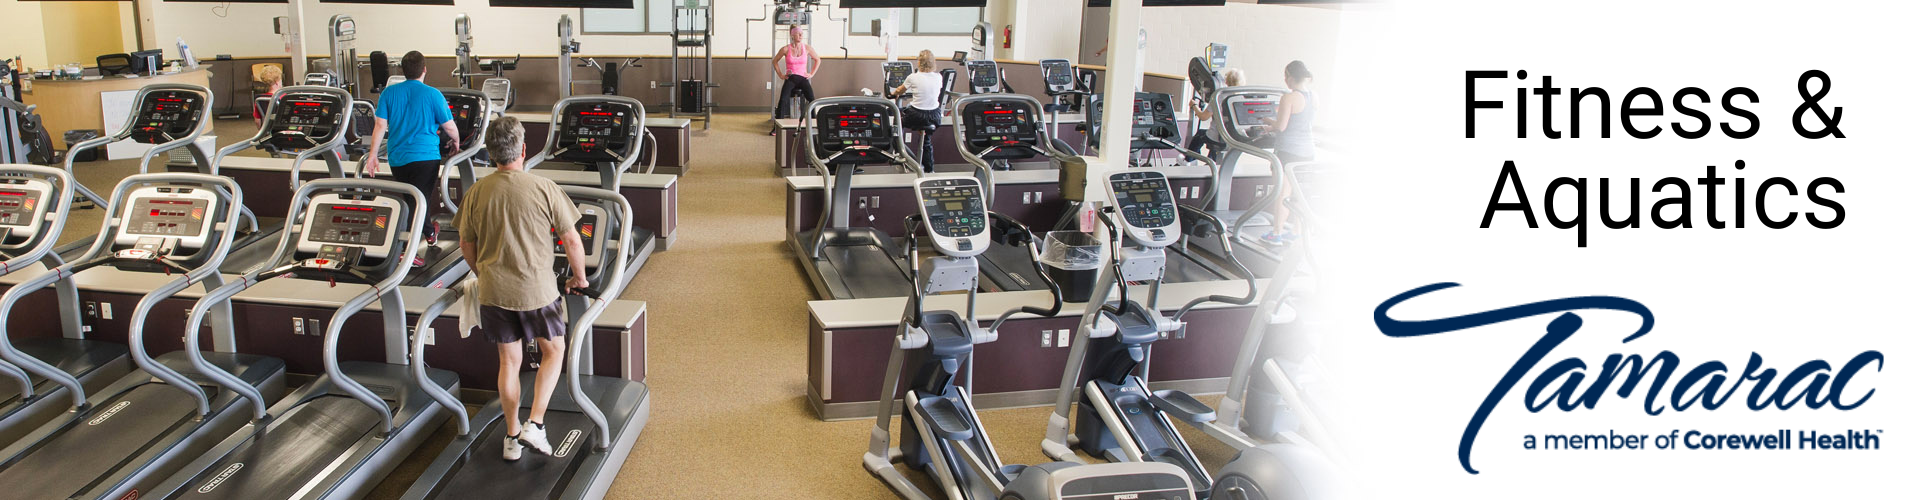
[1008,0,1081,62]
[153,0,984,61]
[1,1,50,69]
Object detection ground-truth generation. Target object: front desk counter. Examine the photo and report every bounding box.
[0,265,648,396]
[22,68,215,149]
[178,156,679,251]
[807,279,1267,420]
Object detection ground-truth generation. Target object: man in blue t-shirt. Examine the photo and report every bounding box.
[368,50,459,242]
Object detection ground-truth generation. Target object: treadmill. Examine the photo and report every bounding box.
[213,86,469,289]
[0,165,126,448]
[1038,58,1094,155]
[1181,86,1292,277]
[400,186,649,500]
[524,95,656,289]
[795,97,922,300]
[397,87,494,289]
[146,177,458,500]
[947,93,1077,293]
[0,173,287,500]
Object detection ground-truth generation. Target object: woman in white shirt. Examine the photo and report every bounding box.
[890,50,945,173]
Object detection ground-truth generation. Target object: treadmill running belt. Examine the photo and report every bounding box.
[175,396,380,500]
[0,383,198,497]
[1162,248,1226,283]
[821,245,913,299]
[429,411,596,500]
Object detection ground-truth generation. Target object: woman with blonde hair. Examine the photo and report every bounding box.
[889,50,944,172]
[252,65,284,126]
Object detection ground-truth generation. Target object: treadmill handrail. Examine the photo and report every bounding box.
[437,89,494,216]
[801,96,925,174]
[411,287,471,435]
[0,165,75,403]
[558,185,632,450]
[531,95,647,178]
[315,179,429,432]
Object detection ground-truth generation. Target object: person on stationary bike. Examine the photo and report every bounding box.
[890,50,944,172]
[455,116,592,461]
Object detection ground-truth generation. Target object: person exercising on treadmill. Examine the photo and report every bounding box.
[368,51,460,246]
[455,116,592,460]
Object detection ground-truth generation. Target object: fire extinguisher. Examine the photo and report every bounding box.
[1003,25,1013,49]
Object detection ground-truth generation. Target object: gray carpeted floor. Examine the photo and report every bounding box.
[39,112,1241,499]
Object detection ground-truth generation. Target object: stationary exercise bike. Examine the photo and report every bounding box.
[864,176,1198,500]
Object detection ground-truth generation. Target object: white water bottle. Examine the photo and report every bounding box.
[176,37,199,68]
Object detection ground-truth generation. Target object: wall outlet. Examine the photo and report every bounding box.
[1022,192,1033,204]
[1040,330,1052,347]
[650,81,657,89]
[291,318,305,336]
[766,81,773,90]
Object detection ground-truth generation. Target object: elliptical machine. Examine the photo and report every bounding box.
[1039,170,1260,497]
[863,176,1198,500]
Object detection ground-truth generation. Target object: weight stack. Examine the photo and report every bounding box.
[678,80,704,113]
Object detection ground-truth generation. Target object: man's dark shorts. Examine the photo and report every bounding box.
[480,298,567,344]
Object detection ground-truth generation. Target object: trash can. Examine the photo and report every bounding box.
[1037,231,1105,302]
[62,130,102,162]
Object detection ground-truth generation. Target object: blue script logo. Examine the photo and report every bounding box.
[1373,283,1884,474]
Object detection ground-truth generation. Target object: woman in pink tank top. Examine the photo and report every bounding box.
[771,25,820,119]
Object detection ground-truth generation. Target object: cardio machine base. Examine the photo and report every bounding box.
[401,373,649,500]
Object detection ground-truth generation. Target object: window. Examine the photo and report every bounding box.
[849,7,984,36]
[584,0,707,35]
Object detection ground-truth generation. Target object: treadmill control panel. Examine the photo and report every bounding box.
[959,98,1041,160]
[114,186,219,251]
[264,91,351,152]
[552,203,606,269]
[915,177,989,258]
[0,177,55,249]
[1131,92,1179,147]
[1040,59,1075,93]
[1107,170,1180,248]
[965,60,1000,91]
[1221,92,1284,144]
[553,100,639,164]
[443,89,488,152]
[882,61,913,91]
[811,102,897,165]
[298,193,403,260]
[129,90,205,144]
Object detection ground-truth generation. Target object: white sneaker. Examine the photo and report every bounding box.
[502,435,523,461]
[518,420,553,456]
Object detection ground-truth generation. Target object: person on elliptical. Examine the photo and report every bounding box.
[771,25,820,120]
[252,65,284,127]
[891,50,945,172]
[1186,68,1243,164]
[368,51,460,247]
[1259,60,1317,246]
[455,116,592,461]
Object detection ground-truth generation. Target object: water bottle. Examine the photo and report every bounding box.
[177,37,199,68]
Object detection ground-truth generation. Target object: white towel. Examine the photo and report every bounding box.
[453,277,482,338]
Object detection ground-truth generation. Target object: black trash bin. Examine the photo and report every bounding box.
[62,130,102,162]
[1039,231,1105,303]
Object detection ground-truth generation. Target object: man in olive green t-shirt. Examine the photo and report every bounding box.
[453,115,591,461]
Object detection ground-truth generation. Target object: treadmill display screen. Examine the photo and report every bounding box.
[1111,174,1177,230]
[445,91,486,147]
[553,213,598,254]
[959,99,1040,158]
[919,184,986,238]
[130,91,203,144]
[1232,100,1279,123]
[0,190,38,227]
[265,93,349,151]
[307,204,394,246]
[555,101,638,164]
[812,103,897,165]
[882,62,913,89]
[126,197,210,237]
[966,60,999,89]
